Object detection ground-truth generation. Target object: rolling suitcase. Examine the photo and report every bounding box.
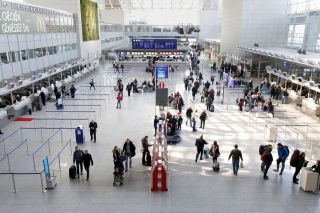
[146,152,152,166]
[213,160,220,172]
[209,104,215,112]
[69,165,76,179]
[203,148,209,159]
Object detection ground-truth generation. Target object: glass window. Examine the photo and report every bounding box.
[42,47,48,56]
[316,34,320,51]
[0,52,9,64]
[58,45,63,53]
[21,50,28,60]
[48,46,54,55]
[53,46,58,54]
[10,51,20,62]
[28,49,35,59]
[287,24,305,48]
[35,48,43,57]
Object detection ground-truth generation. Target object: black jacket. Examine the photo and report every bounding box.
[123,142,136,157]
[73,150,84,163]
[83,153,93,167]
[89,122,98,131]
[186,108,193,118]
[195,138,208,150]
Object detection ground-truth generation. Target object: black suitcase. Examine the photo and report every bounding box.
[209,104,215,112]
[69,165,76,179]
[146,153,152,166]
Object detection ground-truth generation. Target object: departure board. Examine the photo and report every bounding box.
[132,39,177,50]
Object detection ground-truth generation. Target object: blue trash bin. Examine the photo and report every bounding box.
[75,126,85,144]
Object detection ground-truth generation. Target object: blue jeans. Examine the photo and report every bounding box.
[232,160,239,175]
[125,153,132,171]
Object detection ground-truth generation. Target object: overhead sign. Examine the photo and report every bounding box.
[132,39,177,50]
[156,66,169,79]
[0,9,46,34]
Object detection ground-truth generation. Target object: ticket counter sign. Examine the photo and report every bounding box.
[156,66,169,79]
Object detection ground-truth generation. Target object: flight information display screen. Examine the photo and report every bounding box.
[132,39,177,50]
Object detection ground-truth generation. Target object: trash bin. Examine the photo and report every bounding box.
[75,125,85,144]
[267,126,278,142]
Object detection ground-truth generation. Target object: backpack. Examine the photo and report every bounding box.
[261,152,268,162]
[290,149,300,167]
[259,145,266,155]
[283,146,290,158]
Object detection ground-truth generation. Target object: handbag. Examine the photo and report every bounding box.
[240,162,244,168]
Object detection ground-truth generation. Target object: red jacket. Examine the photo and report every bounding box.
[117,95,122,101]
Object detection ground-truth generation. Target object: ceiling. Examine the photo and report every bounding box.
[105,0,220,10]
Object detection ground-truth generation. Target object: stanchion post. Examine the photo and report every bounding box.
[60,129,63,143]
[32,154,36,171]
[69,140,72,156]
[40,173,45,193]
[41,128,44,143]
[11,174,16,193]
[7,154,11,171]
[58,154,61,171]
[20,128,23,143]
[3,139,7,155]
[25,139,29,155]
[48,139,51,156]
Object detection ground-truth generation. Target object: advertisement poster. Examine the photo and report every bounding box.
[156,66,169,79]
[80,0,99,41]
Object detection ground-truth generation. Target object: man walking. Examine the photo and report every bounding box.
[122,139,136,172]
[126,83,132,97]
[154,115,159,136]
[186,107,193,126]
[89,120,98,142]
[199,110,207,129]
[261,146,273,180]
[89,79,95,90]
[293,152,306,184]
[228,144,243,176]
[273,143,289,175]
[141,136,152,166]
[73,146,84,178]
[195,135,208,162]
[82,150,93,180]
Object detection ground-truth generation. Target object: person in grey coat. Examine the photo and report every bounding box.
[228,144,243,176]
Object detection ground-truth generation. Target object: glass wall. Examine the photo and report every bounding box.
[287,24,305,48]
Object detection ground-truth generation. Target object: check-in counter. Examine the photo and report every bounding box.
[301,167,320,192]
[0,110,9,129]
[13,97,31,117]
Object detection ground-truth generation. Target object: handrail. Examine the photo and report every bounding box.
[0,128,21,142]
[32,129,61,154]
[49,139,71,166]
[6,139,28,156]
[0,172,42,175]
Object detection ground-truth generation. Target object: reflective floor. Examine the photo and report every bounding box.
[0,61,319,213]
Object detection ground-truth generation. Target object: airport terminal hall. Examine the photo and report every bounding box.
[1,0,320,212]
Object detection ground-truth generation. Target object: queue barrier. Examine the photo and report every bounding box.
[32,118,89,129]
[151,122,168,192]
[0,139,29,171]
[0,139,72,193]
[45,110,97,121]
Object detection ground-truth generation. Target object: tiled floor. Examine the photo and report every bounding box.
[0,61,319,213]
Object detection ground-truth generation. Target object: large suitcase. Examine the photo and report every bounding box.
[209,104,215,112]
[69,165,76,179]
[213,160,220,172]
[146,152,152,166]
[203,148,209,159]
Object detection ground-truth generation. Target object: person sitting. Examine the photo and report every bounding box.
[311,160,320,174]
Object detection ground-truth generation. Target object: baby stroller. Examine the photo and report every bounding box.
[113,156,125,186]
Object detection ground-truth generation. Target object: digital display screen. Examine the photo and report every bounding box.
[156,66,169,79]
[132,39,177,50]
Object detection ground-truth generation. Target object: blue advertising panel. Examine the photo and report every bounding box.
[283,61,290,68]
[132,39,177,50]
[156,66,169,79]
[43,156,50,178]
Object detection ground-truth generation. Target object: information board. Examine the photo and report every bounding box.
[156,66,169,79]
[132,39,177,50]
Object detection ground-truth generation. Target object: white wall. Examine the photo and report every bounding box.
[220,0,243,55]
[239,0,288,49]
[101,9,124,25]
[198,10,221,39]
[220,0,288,55]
